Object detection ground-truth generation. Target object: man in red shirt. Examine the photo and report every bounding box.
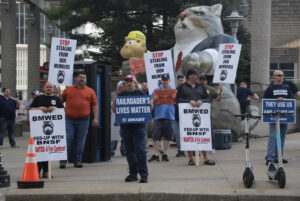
[60,72,98,168]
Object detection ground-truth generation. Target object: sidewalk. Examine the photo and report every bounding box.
[1,131,300,201]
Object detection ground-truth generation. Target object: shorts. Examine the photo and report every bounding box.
[152,119,174,141]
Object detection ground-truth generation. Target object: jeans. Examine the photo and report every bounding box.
[111,140,126,156]
[121,125,148,178]
[65,116,90,163]
[265,123,288,161]
[0,117,16,146]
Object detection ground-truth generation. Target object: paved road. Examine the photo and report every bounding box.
[0,131,299,201]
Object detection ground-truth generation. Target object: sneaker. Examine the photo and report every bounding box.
[176,152,185,157]
[42,172,53,179]
[125,175,138,182]
[274,159,288,164]
[59,162,66,169]
[148,155,159,162]
[140,177,148,183]
[188,159,195,166]
[74,162,83,168]
[161,154,169,162]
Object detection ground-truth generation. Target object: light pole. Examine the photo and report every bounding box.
[224,10,245,39]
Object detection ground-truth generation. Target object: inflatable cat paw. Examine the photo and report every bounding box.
[120,31,147,82]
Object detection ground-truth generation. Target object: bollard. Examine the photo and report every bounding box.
[0,153,10,188]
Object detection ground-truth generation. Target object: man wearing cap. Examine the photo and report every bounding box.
[0,88,20,147]
[148,74,175,162]
[111,80,126,157]
[112,74,148,183]
[30,81,64,178]
[176,69,215,166]
[26,90,40,110]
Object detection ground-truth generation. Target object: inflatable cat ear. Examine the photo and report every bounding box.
[211,4,222,18]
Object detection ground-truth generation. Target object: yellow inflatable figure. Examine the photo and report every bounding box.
[120,31,147,82]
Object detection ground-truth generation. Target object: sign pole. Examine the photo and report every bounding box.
[48,161,52,180]
[195,151,200,167]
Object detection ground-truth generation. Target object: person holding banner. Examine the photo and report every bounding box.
[60,72,98,168]
[30,82,64,178]
[112,74,148,183]
[148,74,175,162]
[176,69,215,166]
[264,70,294,166]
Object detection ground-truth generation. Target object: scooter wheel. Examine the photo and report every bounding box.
[243,167,254,188]
[277,169,286,188]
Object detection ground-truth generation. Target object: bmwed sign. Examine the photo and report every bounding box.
[262,99,296,123]
[115,95,152,124]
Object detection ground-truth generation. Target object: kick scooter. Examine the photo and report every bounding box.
[235,113,261,188]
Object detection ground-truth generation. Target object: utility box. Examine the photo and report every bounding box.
[214,129,232,150]
[73,61,111,162]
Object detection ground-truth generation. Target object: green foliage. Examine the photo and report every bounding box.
[45,0,251,74]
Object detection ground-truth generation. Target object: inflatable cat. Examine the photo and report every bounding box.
[173,4,251,141]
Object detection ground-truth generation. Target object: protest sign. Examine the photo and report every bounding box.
[213,43,241,84]
[144,50,176,94]
[154,89,176,104]
[115,95,152,124]
[262,99,296,123]
[179,103,212,151]
[29,108,67,162]
[130,58,146,75]
[48,37,77,86]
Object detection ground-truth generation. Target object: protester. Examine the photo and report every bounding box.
[30,82,64,178]
[264,70,294,166]
[148,74,175,162]
[60,72,98,168]
[112,74,148,183]
[199,75,222,151]
[0,88,19,147]
[237,81,259,114]
[176,69,215,166]
[174,75,186,157]
[141,82,149,95]
[111,80,126,157]
[26,90,40,110]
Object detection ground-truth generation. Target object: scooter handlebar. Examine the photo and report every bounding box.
[234,113,261,119]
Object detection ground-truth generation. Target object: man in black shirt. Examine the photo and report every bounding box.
[176,69,215,166]
[30,82,64,178]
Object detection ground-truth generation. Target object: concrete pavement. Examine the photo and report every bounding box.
[0,131,300,201]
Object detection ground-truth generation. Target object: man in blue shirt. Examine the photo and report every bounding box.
[264,70,294,165]
[0,88,20,147]
[148,74,175,162]
[237,82,259,114]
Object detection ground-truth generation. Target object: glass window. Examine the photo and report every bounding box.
[279,63,294,70]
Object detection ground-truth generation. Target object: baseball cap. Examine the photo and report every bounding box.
[117,80,125,88]
[124,74,136,82]
[186,69,198,77]
[161,74,170,80]
[32,90,40,95]
[199,75,207,80]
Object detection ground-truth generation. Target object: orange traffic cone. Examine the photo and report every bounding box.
[17,137,44,188]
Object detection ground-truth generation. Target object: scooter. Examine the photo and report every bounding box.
[235,113,261,188]
[266,111,286,188]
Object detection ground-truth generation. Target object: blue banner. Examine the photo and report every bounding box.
[115,95,152,124]
[262,99,295,123]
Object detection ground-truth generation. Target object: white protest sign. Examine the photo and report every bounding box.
[29,108,67,162]
[144,50,176,95]
[48,37,77,86]
[213,43,241,84]
[179,103,212,151]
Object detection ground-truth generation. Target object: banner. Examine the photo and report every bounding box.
[48,37,77,86]
[154,89,176,104]
[179,103,212,151]
[262,99,296,123]
[213,43,241,84]
[115,95,152,124]
[130,58,146,75]
[144,50,176,94]
[29,108,67,162]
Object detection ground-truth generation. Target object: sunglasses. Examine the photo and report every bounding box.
[274,74,284,77]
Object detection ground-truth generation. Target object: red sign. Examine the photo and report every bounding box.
[154,89,176,104]
[130,58,146,75]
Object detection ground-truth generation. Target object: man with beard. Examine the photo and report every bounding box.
[30,81,64,178]
[176,69,215,166]
[59,72,98,168]
[112,75,148,183]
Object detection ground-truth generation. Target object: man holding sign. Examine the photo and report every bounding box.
[148,74,175,162]
[176,69,215,166]
[112,75,148,183]
[264,70,294,165]
[30,82,64,178]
